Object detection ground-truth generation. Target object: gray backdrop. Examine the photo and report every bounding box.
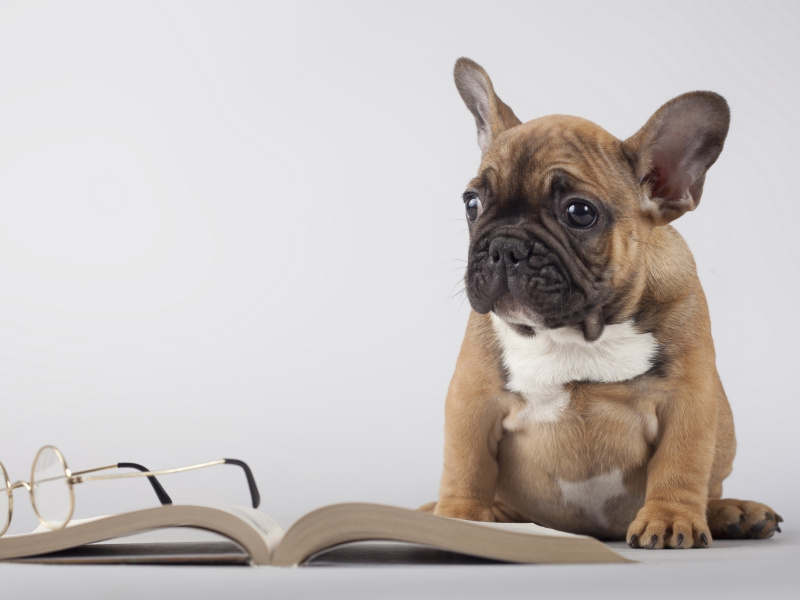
[0,0,797,542]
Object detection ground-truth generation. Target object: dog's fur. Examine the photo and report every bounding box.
[424,58,781,549]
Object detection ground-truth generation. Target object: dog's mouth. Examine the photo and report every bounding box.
[492,293,544,336]
[492,292,606,341]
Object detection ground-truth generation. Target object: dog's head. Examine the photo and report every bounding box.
[455,58,730,341]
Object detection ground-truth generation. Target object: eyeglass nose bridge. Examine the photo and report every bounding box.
[9,481,31,492]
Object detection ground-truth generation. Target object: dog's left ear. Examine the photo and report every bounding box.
[454,58,522,155]
[623,92,730,225]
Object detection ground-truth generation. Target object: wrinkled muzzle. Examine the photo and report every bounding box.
[466,230,605,341]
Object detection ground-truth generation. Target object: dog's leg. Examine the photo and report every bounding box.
[707,499,783,539]
[433,314,510,522]
[626,378,718,549]
[701,381,781,539]
[433,376,505,522]
[491,500,525,523]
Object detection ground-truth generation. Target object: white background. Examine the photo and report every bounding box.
[0,0,797,559]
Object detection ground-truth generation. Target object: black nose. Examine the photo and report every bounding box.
[489,236,530,267]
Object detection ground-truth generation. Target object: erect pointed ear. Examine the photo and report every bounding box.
[623,91,730,225]
[454,58,522,155]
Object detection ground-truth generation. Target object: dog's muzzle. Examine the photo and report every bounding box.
[467,233,571,319]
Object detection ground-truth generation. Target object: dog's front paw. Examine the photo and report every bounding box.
[432,497,495,521]
[707,498,782,539]
[627,503,711,549]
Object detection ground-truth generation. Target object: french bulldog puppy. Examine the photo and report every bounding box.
[427,58,781,548]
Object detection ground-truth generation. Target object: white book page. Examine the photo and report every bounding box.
[471,520,589,538]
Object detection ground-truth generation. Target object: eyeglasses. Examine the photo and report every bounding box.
[0,445,261,536]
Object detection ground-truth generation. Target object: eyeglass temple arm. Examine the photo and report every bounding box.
[222,459,261,509]
[76,459,261,509]
[116,463,173,505]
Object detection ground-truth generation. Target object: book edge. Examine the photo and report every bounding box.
[0,505,275,565]
[272,502,632,566]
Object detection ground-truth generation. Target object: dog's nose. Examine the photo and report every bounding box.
[489,236,530,267]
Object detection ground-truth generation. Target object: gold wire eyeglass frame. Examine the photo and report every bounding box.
[0,445,261,537]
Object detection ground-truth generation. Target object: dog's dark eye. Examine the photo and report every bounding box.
[465,196,483,222]
[566,201,597,228]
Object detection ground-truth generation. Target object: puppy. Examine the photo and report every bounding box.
[427,58,781,549]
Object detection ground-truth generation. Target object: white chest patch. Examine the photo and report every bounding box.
[557,469,627,529]
[491,314,659,427]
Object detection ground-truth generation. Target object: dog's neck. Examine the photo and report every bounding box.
[490,312,659,424]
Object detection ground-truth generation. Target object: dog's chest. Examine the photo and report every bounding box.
[491,315,659,428]
[492,316,660,535]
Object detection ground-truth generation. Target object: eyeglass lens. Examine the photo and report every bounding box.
[31,447,72,530]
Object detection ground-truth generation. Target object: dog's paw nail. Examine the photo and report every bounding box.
[676,533,684,547]
[627,534,638,547]
[776,514,784,523]
[776,525,782,533]
[644,534,659,549]
[700,533,709,546]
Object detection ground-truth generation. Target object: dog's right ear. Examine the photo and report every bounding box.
[454,58,521,155]
[622,91,730,225]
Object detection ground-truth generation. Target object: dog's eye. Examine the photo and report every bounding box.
[465,196,483,222]
[566,201,597,228]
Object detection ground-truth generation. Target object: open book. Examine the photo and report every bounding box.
[0,503,630,566]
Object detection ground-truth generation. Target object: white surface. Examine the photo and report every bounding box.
[2,535,799,600]
[0,0,798,596]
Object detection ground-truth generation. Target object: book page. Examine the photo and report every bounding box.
[15,506,283,541]
[217,506,285,549]
[470,520,588,538]
[0,505,281,565]
[271,502,629,566]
